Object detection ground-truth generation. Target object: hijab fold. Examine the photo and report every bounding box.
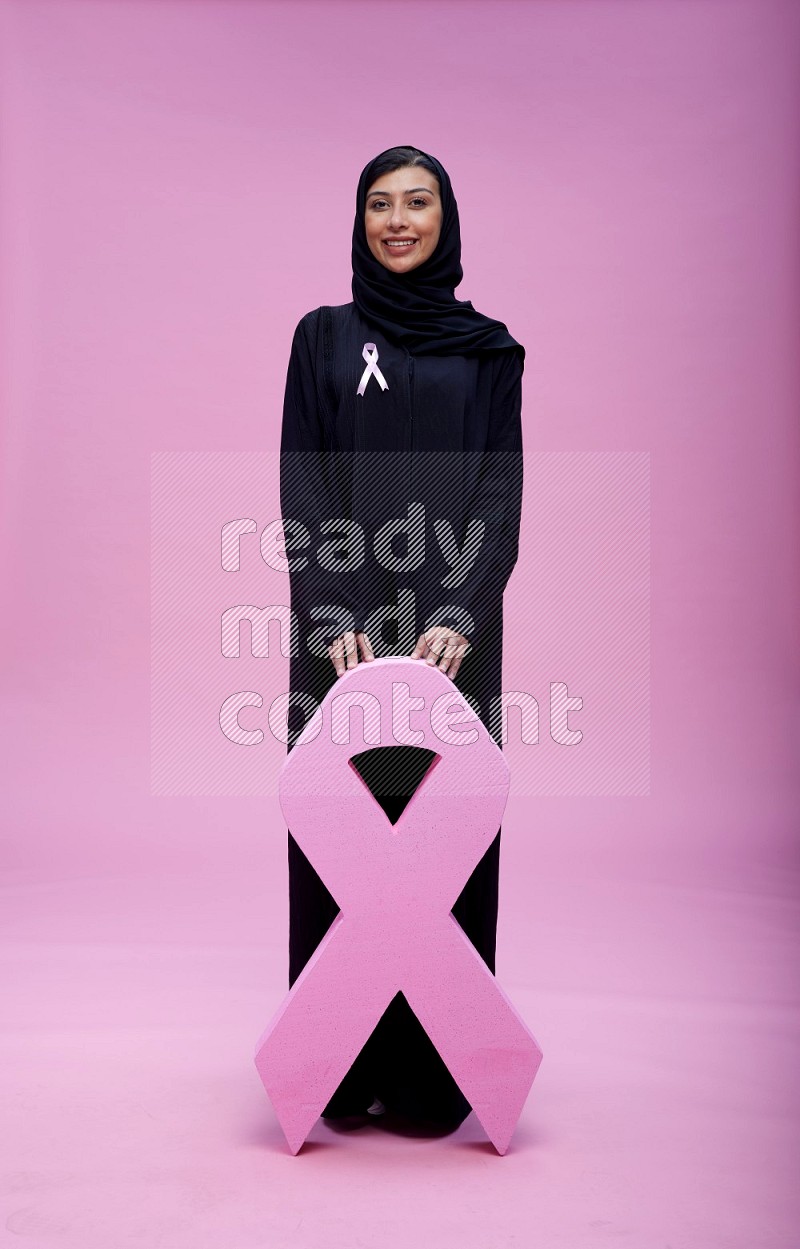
[351,147,524,362]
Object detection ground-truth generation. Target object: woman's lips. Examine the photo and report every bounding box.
[382,239,418,254]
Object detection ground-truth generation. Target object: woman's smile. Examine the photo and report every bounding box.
[382,236,419,261]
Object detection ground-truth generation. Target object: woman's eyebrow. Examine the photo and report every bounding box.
[366,187,436,198]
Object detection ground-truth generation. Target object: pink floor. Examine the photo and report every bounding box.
[3,781,798,1247]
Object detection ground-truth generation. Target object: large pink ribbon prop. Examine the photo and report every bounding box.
[255,656,542,1154]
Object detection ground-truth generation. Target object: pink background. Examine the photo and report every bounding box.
[1,1,798,1246]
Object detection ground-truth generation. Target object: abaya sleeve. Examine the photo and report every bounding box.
[280,311,366,648]
[429,350,524,644]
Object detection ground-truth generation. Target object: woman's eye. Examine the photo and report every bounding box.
[410,198,430,208]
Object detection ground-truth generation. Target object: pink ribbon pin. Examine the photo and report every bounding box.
[356,342,389,396]
[254,657,542,1154]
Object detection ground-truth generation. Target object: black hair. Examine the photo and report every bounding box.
[363,145,441,192]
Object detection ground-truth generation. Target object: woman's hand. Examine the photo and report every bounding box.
[327,630,375,677]
[412,626,470,680]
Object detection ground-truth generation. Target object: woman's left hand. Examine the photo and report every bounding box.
[411,626,470,680]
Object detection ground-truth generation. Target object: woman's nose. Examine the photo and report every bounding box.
[389,205,408,230]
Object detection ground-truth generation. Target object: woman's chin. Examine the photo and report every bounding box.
[382,256,423,274]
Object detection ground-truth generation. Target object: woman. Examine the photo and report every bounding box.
[280,146,524,1130]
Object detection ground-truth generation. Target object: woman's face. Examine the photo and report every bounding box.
[364,166,442,273]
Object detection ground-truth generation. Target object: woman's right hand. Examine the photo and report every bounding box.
[327,631,375,677]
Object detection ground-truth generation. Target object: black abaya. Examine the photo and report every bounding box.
[280,301,523,1124]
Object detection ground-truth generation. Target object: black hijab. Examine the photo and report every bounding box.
[351,146,524,362]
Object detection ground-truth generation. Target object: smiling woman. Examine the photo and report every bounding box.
[279,144,525,1134]
[364,169,443,271]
